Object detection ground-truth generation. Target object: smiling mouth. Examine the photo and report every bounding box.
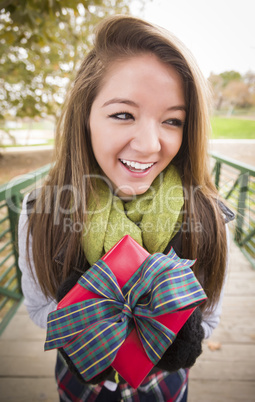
[120,159,155,172]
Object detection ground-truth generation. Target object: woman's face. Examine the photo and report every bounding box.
[90,53,186,198]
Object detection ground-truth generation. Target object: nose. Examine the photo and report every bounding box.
[130,122,161,154]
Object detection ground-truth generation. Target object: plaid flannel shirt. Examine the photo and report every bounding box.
[56,351,189,402]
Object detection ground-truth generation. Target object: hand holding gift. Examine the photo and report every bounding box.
[45,235,207,388]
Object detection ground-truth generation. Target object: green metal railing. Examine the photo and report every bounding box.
[0,164,51,335]
[211,152,255,268]
[0,153,254,334]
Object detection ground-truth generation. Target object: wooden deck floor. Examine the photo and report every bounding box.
[0,237,255,402]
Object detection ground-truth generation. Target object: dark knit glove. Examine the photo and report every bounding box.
[156,307,204,372]
[56,270,114,385]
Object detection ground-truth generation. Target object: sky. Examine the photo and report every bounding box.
[131,0,255,78]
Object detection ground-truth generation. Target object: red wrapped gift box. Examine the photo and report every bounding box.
[57,235,201,388]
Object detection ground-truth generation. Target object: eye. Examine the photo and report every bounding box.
[109,112,134,121]
[164,118,184,127]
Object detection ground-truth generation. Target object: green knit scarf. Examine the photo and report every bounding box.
[82,165,184,266]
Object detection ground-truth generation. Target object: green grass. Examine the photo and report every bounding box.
[211,117,255,139]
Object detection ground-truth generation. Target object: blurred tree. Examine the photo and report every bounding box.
[209,69,255,113]
[0,0,146,122]
[244,70,255,86]
[219,70,242,87]
[244,70,255,107]
[208,73,224,110]
[222,80,250,108]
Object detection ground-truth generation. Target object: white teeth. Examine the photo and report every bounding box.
[120,159,154,170]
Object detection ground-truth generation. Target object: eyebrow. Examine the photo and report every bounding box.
[167,105,186,112]
[102,98,186,112]
[102,98,139,108]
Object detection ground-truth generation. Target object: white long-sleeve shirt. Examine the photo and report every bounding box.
[18,193,229,337]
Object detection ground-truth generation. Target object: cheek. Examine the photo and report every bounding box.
[90,120,105,156]
[92,125,128,156]
[164,133,183,157]
[176,134,183,153]
[90,125,120,162]
[89,107,107,151]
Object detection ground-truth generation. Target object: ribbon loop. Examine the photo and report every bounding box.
[45,249,207,382]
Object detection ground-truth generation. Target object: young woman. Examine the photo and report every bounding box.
[18,15,233,402]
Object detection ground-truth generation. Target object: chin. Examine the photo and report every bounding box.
[135,186,150,195]
[129,187,150,198]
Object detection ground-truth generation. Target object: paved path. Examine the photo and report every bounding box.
[209,139,255,166]
[0,237,254,401]
[189,238,255,401]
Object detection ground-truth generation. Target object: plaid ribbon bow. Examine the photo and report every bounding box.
[45,249,207,381]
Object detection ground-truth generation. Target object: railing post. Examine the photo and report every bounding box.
[0,164,52,334]
[234,172,249,244]
[215,161,221,189]
[7,193,23,294]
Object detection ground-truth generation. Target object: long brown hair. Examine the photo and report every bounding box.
[27,15,227,311]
